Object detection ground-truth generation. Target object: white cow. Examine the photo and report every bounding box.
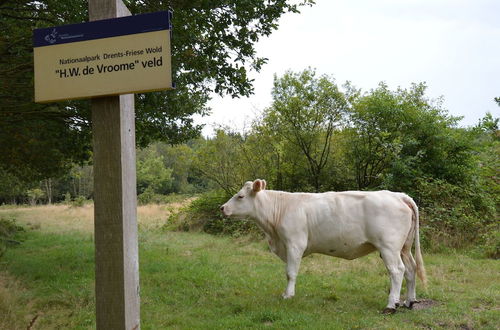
[221,179,427,314]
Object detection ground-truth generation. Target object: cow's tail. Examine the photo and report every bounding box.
[405,195,428,289]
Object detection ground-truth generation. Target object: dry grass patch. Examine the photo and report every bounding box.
[0,204,94,233]
[0,199,194,234]
[138,199,194,230]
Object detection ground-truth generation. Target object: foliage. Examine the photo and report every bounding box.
[137,142,209,204]
[192,130,249,194]
[469,112,500,258]
[66,165,93,199]
[138,192,191,206]
[478,225,500,259]
[0,217,25,258]
[0,0,313,182]
[0,1,91,183]
[137,152,173,196]
[70,195,87,207]
[63,192,72,204]
[26,188,44,206]
[0,163,94,205]
[167,190,259,237]
[188,69,353,195]
[187,73,498,256]
[345,82,473,192]
[154,143,197,193]
[264,68,347,191]
[414,178,496,251]
[0,169,28,204]
[472,112,500,206]
[0,142,207,205]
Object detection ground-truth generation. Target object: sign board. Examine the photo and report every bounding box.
[33,11,173,103]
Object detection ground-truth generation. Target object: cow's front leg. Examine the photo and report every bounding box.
[282,244,305,299]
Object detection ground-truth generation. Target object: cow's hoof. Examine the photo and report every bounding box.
[403,301,415,309]
[282,293,294,299]
[382,307,397,315]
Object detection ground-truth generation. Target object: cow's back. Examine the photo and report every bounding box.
[273,190,413,259]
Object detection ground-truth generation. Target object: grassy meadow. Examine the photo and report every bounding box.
[0,203,499,329]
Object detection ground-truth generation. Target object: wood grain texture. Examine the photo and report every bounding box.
[89,1,139,329]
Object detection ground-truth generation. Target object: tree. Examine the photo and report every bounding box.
[246,118,287,190]
[192,129,248,194]
[345,83,404,189]
[263,68,347,192]
[153,143,196,193]
[67,165,94,199]
[136,150,173,196]
[26,188,44,206]
[345,82,475,192]
[0,0,314,182]
[0,1,92,183]
[0,169,28,204]
[473,113,500,206]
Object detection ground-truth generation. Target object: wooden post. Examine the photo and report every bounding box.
[89,1,140,329]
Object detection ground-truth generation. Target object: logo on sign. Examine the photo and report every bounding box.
[44,29,58,44]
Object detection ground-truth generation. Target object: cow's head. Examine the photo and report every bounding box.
[220,179,266,218]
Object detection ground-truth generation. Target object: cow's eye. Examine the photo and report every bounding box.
[237,195,244,199]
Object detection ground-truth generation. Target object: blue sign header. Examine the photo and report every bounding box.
[33,11,172,48]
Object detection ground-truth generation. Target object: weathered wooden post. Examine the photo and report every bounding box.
[33,3,172,328]
[92,94,139,329]
[88,1,140,329]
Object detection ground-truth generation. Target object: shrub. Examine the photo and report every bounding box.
[138,188,157,205]
[0,217,25,258]
[71,196,87,207]
[63,192,72,204]
[415,177,497,255]
[166,190,261,237]
[138,190,192,205]
[477,224,500,259]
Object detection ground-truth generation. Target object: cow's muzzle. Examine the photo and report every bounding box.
[220,205,230,217]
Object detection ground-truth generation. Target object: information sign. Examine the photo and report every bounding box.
[33,11,173,103]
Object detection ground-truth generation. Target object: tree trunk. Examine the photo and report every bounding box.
[44,178,52,204]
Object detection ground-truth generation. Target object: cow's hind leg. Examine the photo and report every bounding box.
[380,249,405,314]
[282,244,305,299]
[401,249,417,308]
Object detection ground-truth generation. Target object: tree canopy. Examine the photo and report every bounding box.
[263,68,347,191]
[346,82,473,192]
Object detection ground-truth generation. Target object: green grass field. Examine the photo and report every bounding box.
[1,204,499,329]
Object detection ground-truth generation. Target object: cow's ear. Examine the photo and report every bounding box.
[252,179,264,192]
[261,180,267,190]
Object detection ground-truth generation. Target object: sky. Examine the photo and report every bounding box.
[196,0,500,136]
